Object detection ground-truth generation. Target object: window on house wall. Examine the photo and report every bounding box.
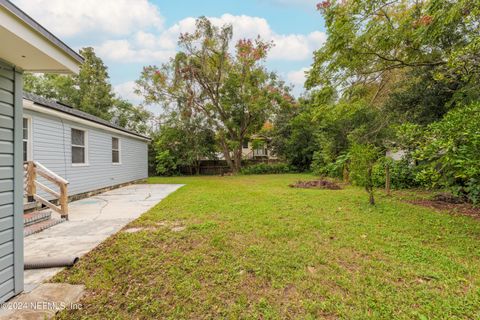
[71,128,86,164]
[22,118,30,162]
[242,139,249,149]
[112,137,120,164]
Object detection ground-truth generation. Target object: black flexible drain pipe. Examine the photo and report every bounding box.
[24,257,79,269]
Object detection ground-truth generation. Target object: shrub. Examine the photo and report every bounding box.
[155,150,177,176]
[372,157,419,189]
[311,152,349,179]
[407,102,480,204]
[349,144,382,205]
[240,163,292,175]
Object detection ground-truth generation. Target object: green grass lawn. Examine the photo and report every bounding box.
[54,174,480,319]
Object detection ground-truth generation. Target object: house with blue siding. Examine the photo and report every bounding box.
[23,93,149,199]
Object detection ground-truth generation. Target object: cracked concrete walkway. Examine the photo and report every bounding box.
[23,184,183,292]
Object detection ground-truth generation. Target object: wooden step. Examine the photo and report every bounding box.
[23,201,39,213]
[24,218,66,237]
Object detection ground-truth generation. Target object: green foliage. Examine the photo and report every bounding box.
[25,47,113,119]
[292,0,480,205]
[155,150,177,176]
[151,112,217,176]
[312,152,349,179]
[269,101,319,171]
[75,47,114,119]
[110,98,152,134]
[349,144,382,204]
[308,0,480,95]
[408,102,480,203]
[372,158,419,189]
[349,144,381,187]
[240,163,292,175]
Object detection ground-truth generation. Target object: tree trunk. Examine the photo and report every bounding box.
[385,164,391,196]
[343,163,349,183]
[369,190,375,205]
[232,146,243,174]
[195,160,200,175]
[219,137,235,173]
[366,166,375,205]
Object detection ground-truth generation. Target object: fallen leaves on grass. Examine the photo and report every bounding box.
[408,199,480,219]
[123,221,186,233]
[289,180,342,190]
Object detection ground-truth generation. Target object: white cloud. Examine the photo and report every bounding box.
[287,67,310,89]
[259,0,319,11]
[96,39,175,63]
[113,81,142,104]
[114,81,164,115]
[94,14,326,63]
[13,0,163,37]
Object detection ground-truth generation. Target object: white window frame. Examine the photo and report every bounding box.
[22,116,33,162]
[112,136,121,165]
[71,127,89,166]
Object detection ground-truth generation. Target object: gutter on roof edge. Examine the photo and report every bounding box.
[23,98,151,142]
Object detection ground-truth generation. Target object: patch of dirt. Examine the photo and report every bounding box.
[289,180,342,190]
[171,226,186,232]
[123,220,186,233]
[123,227,157,233]
[407,199,480,218]
[432,192,466,204]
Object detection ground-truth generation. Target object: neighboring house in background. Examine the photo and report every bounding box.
[0,0,83,303]
[241,135,277,161]
[23,93,149,199]
[386,149,407,161]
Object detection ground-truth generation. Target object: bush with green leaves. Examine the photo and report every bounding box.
[240,163,292,175]
[151,112,217,176]
[349,144,382,205]
[155,150,177,176]
[372,157,419,190]
[408,102,480,204]
[312,152,349,179]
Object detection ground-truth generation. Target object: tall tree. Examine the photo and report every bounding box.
[110,98,152,135]
[24,47,113,120]
[308,0,480,105]
[136,17,293,172]
[24,47,152,132]
[75,47,114,119]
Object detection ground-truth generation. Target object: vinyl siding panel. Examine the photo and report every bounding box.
[24,108,148,198]
[0,228,13,246]
[0,266,14,285]
[0,61,21,304]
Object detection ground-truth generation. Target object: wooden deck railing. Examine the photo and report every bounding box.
[24,161,69,220]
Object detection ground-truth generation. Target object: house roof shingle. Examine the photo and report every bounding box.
[23,92,150,140]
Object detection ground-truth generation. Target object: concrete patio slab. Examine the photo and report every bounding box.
[22,184,183,291]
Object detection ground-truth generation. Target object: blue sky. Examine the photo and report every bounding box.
[13,0,325,114]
